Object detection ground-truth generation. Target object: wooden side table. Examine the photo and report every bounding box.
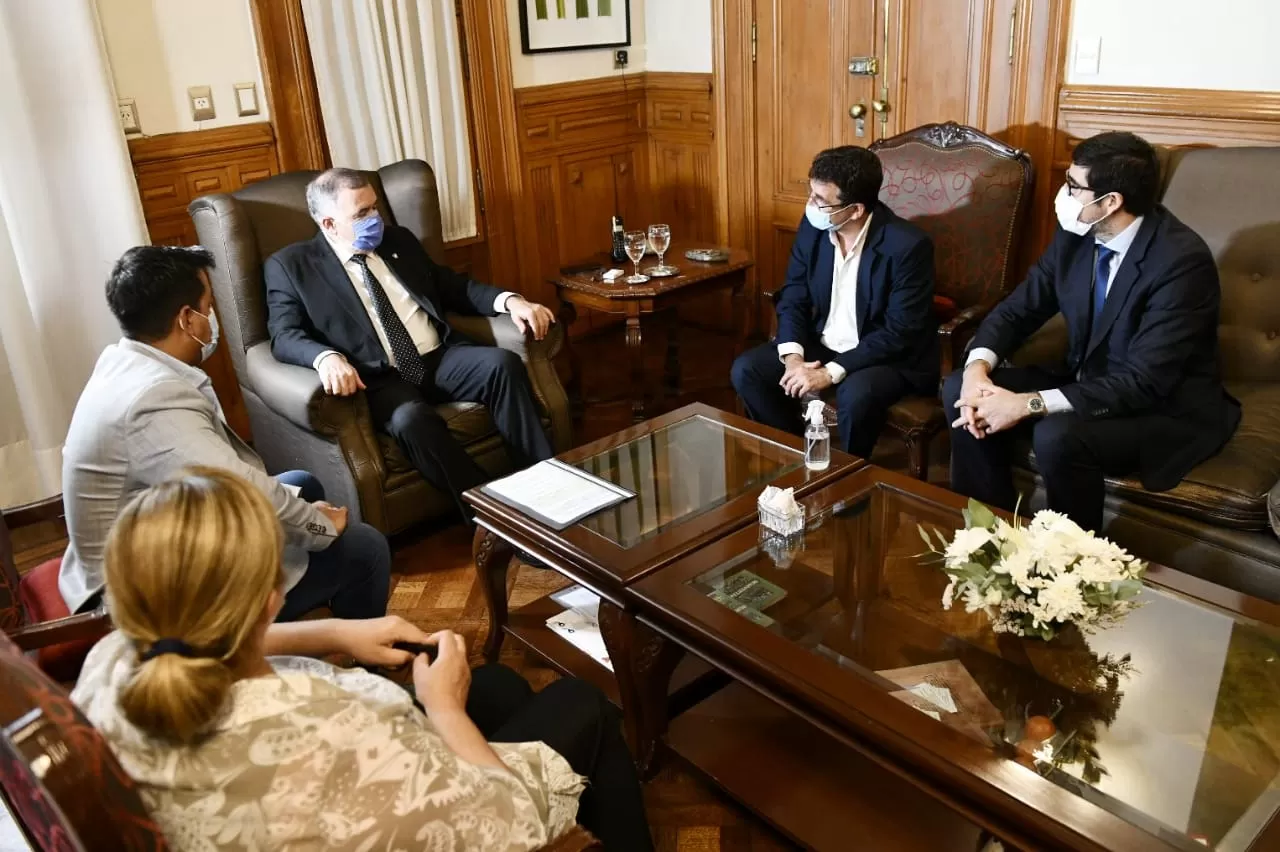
[554,243,753,422]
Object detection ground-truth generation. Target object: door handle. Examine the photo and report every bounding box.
[849,103,867,119]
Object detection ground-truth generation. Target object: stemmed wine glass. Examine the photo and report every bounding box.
[624,230,649,284]
[647,223,675,276]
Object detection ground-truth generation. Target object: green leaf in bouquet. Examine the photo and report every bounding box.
[932,528,952,553]
[967,499,997,530]
[1111,579,1142,601]
[918,525,937,552]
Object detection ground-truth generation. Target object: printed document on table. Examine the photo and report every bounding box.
[481,458,634,529]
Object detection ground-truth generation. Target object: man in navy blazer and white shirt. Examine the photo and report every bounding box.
[945,131,1240,532]
[731,145,939,458]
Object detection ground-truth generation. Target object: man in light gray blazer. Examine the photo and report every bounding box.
[59,245,391,620]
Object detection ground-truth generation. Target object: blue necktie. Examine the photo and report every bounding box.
[1092,245,1116,323]
[351,254,426,386]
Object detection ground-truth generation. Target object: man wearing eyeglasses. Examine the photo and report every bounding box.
[944,131,1240,532]
[731,145,939,459]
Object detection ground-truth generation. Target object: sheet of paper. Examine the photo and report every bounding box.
[908,682,959,715]
[551,585,601,619]
[483,459,632,529]
[545,607,613,672]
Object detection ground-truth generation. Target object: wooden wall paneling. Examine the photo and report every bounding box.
[128,122,282,442]
[712,0,758,331]
[249,0,328,172]
[646,73,717,244]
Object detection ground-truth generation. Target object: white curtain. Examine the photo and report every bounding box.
[0,0,148,509]
[301,0,478,242]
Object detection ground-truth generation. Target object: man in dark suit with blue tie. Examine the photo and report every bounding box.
[731,146,938,458]
[265,169,557,521]
[944,131,1240,532]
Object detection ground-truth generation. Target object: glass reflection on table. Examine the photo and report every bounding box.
[685,482,1280,851]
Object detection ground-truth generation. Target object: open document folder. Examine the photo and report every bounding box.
[481,458,634,530]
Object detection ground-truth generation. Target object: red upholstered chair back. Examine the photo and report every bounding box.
[872,122,1034,316]
[0,630,169,851]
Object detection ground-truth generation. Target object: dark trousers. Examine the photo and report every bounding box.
[466,665,654,852]
[274,470,392,622]
[942,366,1146,532]
[365,343,553,521]
[731,342,930,458]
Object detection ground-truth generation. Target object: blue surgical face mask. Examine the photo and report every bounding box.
[351,213,385,251]
[805,201,852,232]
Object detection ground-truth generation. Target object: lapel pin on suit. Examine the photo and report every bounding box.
[391,252,399,259]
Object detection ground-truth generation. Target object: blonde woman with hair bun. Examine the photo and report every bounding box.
[71,468,653,851]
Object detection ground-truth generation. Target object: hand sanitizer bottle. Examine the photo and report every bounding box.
[804,399,830,471]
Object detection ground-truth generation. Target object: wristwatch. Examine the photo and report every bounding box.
[1027,393,1046,416]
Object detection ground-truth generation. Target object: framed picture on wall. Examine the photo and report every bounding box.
[519,0,631,54]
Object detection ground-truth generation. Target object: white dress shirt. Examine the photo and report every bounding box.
[967,216,1145,413]
[776,213,873,384]
[315,235,515,369]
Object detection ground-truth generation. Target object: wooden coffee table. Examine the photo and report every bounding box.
[463,403,860,772]
[629,464,1280,851]
[555,244,753,422]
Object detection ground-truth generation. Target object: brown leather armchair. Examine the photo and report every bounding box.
[189,160,571,534]
[1011,145,1280,602]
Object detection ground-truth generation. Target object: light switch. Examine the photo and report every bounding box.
[1073,36,1101,76]
[233,82,260,117]
[188,85,215,121]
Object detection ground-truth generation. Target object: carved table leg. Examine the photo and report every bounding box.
[598,600,684,779]
[624,315,647,423]
[472,526,515,662]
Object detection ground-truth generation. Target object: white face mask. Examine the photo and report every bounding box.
[1054,183,1116,237]
[805,201,852,232]
[186,308,220,363]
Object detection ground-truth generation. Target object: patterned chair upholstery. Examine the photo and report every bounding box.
[0,629,168,851]
[1,501,110,683]
[875,123,1034,479]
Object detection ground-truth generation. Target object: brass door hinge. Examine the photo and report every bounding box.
[751,20,757,63]
[474,168,486,215]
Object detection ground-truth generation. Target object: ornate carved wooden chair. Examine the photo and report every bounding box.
[1,499,111,683]
[875,122,1034,478]
[0,628,168,851]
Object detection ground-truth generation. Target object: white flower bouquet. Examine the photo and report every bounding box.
[920,500,1146,640]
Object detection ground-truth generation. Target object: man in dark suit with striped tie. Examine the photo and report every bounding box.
[943,131,1240,532]
[264,168,556,521]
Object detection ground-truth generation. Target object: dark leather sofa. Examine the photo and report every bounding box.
[189,160,572,534]
[1011,145,1280,602]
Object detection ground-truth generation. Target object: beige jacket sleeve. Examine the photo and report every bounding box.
[126,379,337,551]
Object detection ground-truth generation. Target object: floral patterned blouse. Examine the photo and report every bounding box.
[71,632,584,851]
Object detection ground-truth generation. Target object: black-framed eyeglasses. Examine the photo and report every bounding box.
[808,196,848,211]
[1064,174,1096,195]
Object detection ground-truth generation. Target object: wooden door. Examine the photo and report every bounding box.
[879,0,1021,141]
[753,0,880,308]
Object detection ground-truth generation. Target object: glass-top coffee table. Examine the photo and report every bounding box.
[631,464,1280,851]
[463,403,861,772]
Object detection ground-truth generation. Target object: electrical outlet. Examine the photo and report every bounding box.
[117,98,141,134]
[187,85,215,121]
[614,49,628,69]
